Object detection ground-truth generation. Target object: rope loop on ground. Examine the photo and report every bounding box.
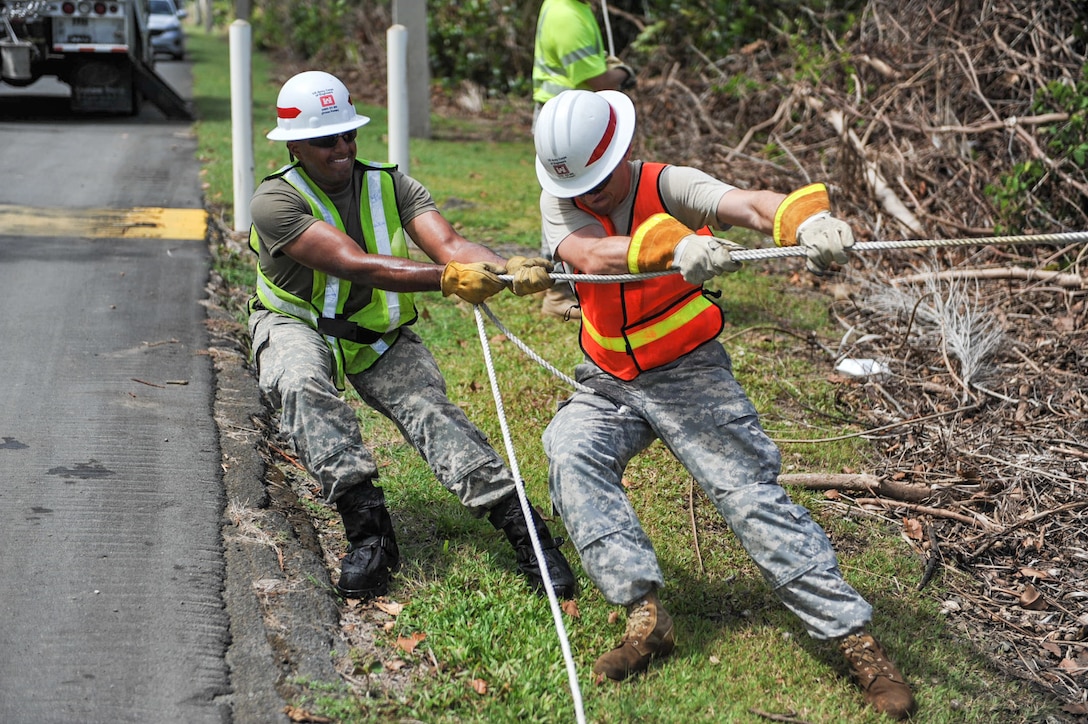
[471,305,587,724]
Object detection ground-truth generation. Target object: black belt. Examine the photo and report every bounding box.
[316,316,386,344]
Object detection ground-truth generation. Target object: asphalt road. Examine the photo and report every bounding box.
[0,59,339,723]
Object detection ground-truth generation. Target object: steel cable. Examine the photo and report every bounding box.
[499,230,1088,284]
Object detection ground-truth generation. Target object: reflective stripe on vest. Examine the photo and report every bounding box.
[574,162,725,380]
[249,162,416,387]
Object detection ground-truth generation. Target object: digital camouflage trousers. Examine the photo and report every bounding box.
[249,310,515,513]
[542,341,872,640]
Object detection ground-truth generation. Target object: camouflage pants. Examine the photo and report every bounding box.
[542,340,872,640]
[249,310,515,512]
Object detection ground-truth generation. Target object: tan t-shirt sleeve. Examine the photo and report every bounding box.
[657,165,737,232]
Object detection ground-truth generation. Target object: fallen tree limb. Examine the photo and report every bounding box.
[894,267,1085,289]
[779,473,930,502]
[804,94,925,236]
[851,498,998,530]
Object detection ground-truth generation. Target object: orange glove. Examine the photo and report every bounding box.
[626,213,700,274]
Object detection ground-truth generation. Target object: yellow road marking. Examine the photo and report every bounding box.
[0,203,208,240]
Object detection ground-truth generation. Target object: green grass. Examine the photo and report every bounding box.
[188,28,1067,724]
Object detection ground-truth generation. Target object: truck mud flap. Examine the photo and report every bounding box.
[132,56,194,120]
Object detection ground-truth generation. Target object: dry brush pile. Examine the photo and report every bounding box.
[622,0,1087,711]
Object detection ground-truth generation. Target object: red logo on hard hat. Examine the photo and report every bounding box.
[319,93,336,108]
[277,106,302,119]
[552,162,571,177]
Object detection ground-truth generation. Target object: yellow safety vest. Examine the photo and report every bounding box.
[249,161,417,388]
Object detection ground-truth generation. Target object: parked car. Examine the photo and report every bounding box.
[149,0,186,61]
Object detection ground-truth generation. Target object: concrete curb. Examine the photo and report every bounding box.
[206,304,348,723]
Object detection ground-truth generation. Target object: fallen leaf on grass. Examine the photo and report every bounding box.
[902,517,923,541]
[283,705,333,723]
[1019,583,1048,610]
[1058,658,1086,675]
[375,600,404,616]
[561,599,580,617]
[470,678,488,695]
[396,631,426,654]
[1018,567,1052,580]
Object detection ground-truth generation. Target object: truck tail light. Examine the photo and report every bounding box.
[94,2,106,13]
[61,1,75,13]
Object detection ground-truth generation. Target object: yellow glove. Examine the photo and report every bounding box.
[606,54,637,90]
[506,255,555,296]
[441,261,506,304]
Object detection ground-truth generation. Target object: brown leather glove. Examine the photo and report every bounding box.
[441,261,506,304]
[505,256,555,296]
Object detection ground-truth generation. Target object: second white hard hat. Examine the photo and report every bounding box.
[534,90,636,197]
[267,70,371,142]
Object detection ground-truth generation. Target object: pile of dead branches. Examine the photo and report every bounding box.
[816,245,1087,712]
[624,1,1087,711]
[631,0,1087,242]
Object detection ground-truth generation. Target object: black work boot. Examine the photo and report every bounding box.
[488,495,577,599]
[334,484,400,599]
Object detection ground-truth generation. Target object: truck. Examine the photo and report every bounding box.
[0,0,191,118]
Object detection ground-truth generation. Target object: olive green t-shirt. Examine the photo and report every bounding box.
[250,162,436,304]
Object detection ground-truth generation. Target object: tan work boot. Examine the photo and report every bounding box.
[593,591,675,681]
[540,285,580,320]
[840,632,916,720]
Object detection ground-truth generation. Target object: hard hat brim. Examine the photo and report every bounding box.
[535,90,636,198]
[266,113,371,142]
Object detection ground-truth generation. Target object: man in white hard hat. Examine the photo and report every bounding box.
[532,89,915,720]
[248,70,575,602]
[531,0,636,321]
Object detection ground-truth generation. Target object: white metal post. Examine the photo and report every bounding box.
[387,24,410,175]
[229,20,254,232]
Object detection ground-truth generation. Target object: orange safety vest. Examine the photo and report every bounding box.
[573,162,725,380]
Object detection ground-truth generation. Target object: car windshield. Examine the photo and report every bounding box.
[150,0,174,14]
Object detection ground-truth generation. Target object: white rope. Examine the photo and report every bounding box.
[500,230,1088,284]
[599,0,615,58]
[471,305,587,724]
[478,303,595,395]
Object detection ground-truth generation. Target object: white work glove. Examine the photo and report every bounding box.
[795,212,855,274]
[672,235,744,285]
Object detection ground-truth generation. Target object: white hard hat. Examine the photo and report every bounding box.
[266,70,371,141]
[534,90,636,197]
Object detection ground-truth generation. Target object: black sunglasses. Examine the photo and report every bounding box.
[307,129,358,148]
[582,170,614,196]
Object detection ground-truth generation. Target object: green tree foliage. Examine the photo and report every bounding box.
[248,0,860,95]
[986,65,1088,233]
